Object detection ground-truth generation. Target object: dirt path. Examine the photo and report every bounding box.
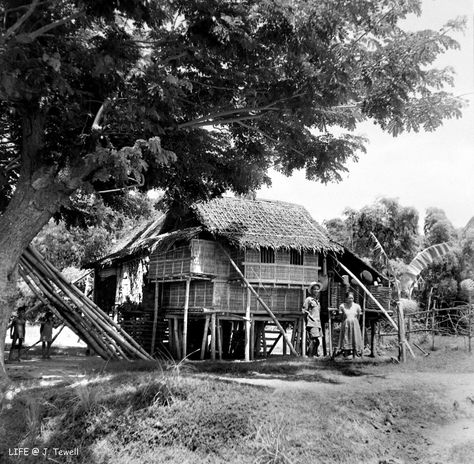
[225,369,474,464]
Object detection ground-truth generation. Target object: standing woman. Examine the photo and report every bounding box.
[337,292,363,358]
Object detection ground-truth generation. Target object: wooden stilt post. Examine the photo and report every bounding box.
[328,313,333,356]
[468,296,472,354]
[151,281,159,355]
[168,319,173,355]
[217,318,223,360]
[182,277,191,359]
[431,300,436,351]
[173,318,181,359]
[301,288,307,357]
[201,315,210,360]
[398,302,406,363]
[361,293,366,354]
[250,319,255,360]
[220,245,298,356]
[211,312,216,361]
[370,319,376,357]
[245,287,251,361]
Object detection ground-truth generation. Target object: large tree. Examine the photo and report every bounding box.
[341,197,421,262]
[0,0,465,378]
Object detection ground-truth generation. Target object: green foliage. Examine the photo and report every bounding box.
[33,190,155,269]
[339,197,420,263]
[0,0,467,215]
[424,207,456,246]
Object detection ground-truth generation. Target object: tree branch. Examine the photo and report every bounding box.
[236,121,308,160]
[27,12,82,41]
[3,0,39,40]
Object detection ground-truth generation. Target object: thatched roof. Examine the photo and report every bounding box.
[193,197,340,252]
[94,213,166,267]
[92,197,340,267]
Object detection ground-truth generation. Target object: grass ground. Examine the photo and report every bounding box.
[1,336,474,464]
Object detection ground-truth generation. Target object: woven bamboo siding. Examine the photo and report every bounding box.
[244,263,319,285]
[190,239,230,277]
[329,282,392,310]
[365,286,392,310]
[220,284,303,314]
[229,249,245,280]
[304,252,318,267]
[149,246,192,279]
[161,281,214,309]
[242,249,319,285]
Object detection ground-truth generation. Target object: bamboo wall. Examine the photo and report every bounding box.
[243,249,320,285]
[329,282,392,310]
[189,239,231,276]
[161,280,214,309]
[149,245,192,279]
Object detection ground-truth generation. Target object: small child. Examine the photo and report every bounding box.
[8,307,27,362]
[40,311,54,359]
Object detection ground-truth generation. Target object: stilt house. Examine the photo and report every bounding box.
[92,197,390,359]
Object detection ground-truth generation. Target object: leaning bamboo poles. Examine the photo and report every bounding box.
[218,244,299,357]
[19,245,153,361]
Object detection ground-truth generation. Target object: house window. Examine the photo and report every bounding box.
[260,247,275,263]
[290,249,304,265]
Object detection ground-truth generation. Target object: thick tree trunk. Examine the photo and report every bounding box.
[0,112,87,383]
[0,179,58,381]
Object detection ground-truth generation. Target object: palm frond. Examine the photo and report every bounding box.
[405,242,451,276]
[369,232,389,269]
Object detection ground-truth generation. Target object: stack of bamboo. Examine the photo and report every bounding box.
[19,246,153,361]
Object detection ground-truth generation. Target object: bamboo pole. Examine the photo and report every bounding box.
[25,247,151,357]
[469,296,472,354]
[250,319,255,360]
[426,287,434,329]
[431,300,436,351]
[217,320,223,360]
[362,293,366,351]
[398,302,406,363]
[24,247,153,359]
[201,316,210,360]
[19,265,111,358]
[182,277,191,359]
[173,318,181,359]
[302,298,307,357]
[151,281,159,355]
[211,313,216,361]
[245,287,251,361]
[336,260,398,331]
[220,246,298,356]
[21,252,145,360]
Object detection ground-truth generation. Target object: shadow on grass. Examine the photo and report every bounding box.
[189,355,392,383]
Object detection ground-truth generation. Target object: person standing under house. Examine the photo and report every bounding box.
[302,282,323,357]
[337,292,363,358]
[8,307,27,362]
[40,311,55,359]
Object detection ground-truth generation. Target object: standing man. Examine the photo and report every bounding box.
[302,282,323,357]
[40,311,55,359]
[8,307,27,362]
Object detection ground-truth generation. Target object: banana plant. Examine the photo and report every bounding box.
[401,243,452,298]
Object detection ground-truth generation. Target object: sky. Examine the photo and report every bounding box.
[257,0,474,230]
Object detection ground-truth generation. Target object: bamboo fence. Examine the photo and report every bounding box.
[19,246,154,361]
